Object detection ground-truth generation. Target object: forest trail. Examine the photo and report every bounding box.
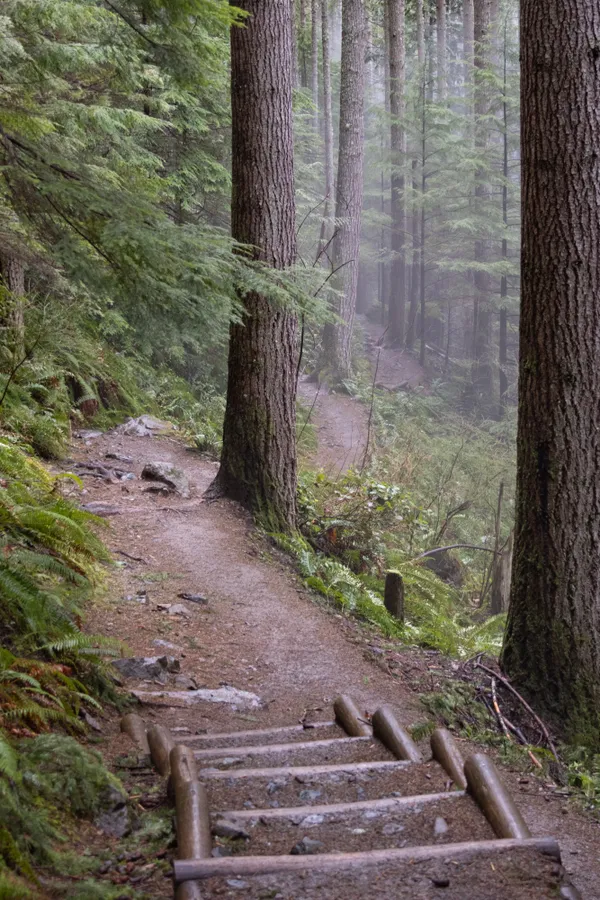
[297,315,426,475]
[69,422,600,899]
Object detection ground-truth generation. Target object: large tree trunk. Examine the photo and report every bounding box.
[311,0,319,128]
[322,0,366,378]
[0,252,25,359]
[501,0,600,747]
[407,0,424,351]
[463,0,474,88]
[471,0,495,410]
[436,0,447,101]
[318,0,335,260]
[211,0,298,533]
[299,0,309,87]
[387,0,406,346]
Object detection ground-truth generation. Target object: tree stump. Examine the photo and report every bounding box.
[384,571,404,622]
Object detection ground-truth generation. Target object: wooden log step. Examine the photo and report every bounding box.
[216,789,465,822]
[175,720,338,747]
[211,792,493,858]
[204,759,451,814]
[199,758,411,781]
[195,736,393,771]
[174,837,561,884]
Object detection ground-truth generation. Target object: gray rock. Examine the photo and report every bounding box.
[116,415,172,437]
[131,685,263,709]
[212,818,250,841]
[141,461,190,498]
[267,781,286,795]
[226,881,249,890]
[290,837,325,855]
[82,711,102,732]
[174,674,197,690]
[299,789,322,802]
[299,814,324,827]
[434,816,449,837]
[382,822,405,836]
[82,502,121,517]
[94,784,133,838]
[112,656,180,680]
[152,639,182,651]
[211,846,233,858]
[178,592,208,605]
[167,603,192,618]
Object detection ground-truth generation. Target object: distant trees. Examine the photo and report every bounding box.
[210,0,299,531]
[501,0,600,748]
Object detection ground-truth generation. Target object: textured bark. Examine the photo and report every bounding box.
[463,0,474,87]
[501,0,600,747]
[212,0,298,532]
[387,0,406,345]
[299,0,309,87]
[416,0,425,66]
[318,0,335,259]
[471,0,494,408]
[436,0,447,101]
[311,0,319,127]
[322,0,366,377]
[0,252,25,357]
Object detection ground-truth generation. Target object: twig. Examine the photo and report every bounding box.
[115,549,147,563]
[0,334,42,407]
[474,662,560,764]
[413,544,498,561]
[491,677,512,742]
[360,348,380,474]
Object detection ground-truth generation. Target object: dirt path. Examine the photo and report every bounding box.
[70,416,599,897]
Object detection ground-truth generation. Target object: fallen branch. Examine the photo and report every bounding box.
[413,544,498,561]
[491,677,512,743]
[474,662,560,764]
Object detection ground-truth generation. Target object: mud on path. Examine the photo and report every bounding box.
[67,424,599,899]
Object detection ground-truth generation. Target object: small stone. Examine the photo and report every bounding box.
[290,837,325,855]
[82,711,102,732]
[112,656,180,680]
[299,789,322,802]
[431,878,450,888]
[178,592,208,605]
[382,822,405,836]
[167,604,192,618]
[299,814,324,827]
[226,880,249,890]
[267,781,286,795]
[211,846,233,858]
[212,818,251,841]
[82,502,120,517]
[434,817,449,837]
[174,675,197,690]
[350,828,367,835]
[243,801,255,809]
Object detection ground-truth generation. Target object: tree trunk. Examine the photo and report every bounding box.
[311,0,319,128]
[490,530,513,616]
[463,0,474,89]
[299,0,309,87]
[210,0,298,533]
[387,0,406,346]
[436,0,447,101]
[322,0,366,378]
[416,0,425,66]
[471,0,494,410]
[0,252,25,359]
[318,0,335,260]
[501,0,600,747]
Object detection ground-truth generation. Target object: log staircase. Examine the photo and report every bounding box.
[121,695,581,899]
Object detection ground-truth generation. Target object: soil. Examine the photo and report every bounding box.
[59,375,600,898]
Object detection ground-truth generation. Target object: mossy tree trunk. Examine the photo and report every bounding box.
[501,0,600,748]
[209,0,298,533]
[322,0,366,379]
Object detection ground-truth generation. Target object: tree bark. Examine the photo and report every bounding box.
[463,0,474,89]
[322,0,366,378]
[416,0,425,66]
[387,0,406,346]
[311,0,319,128]
[318,0,335,260]
[210,0,298,533]
[501,0,600,747]
[299,0,309,87]
[471,0,495,410]
[436,0,447,101]
[0,252,25,358]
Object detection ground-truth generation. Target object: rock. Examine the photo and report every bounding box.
[267,781,286,795]
[299,814,324,828]
[141,462,190,498]
[166,603,192,618]
[94,784,133,839]
[382,822,405,836]
[431,878,450,888]
[152,639,182,651]
[174,674,197,690]
[112,656,180,680]
[131,686,263,709]
[299,789,322,802]
[211,846,233,858]
[434,817,449,837]
[178,592,208,605]
[212,818,251,841]
[82,711,102,732]
[290,837,325,855]
[105,453,134,464]
[116,415,172,437]
[226,881,249,890]
[82,502,121,517]
[75,430,103,441]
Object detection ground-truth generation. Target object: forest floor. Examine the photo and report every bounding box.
[61,346,600,899]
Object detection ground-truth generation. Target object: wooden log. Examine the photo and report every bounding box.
[430,727,467,789]
[175,721,336,744]
[173,837,561,883]
[147,724,175,777]
[171,746,211,900]
[372,705,423,762]
[192,735,370,761]
[384,570,404,621]
[464,753,531,839]
[333,695,372,737]
[218,789,465,821]
[199,759,411,781]
[120,713,150,754]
